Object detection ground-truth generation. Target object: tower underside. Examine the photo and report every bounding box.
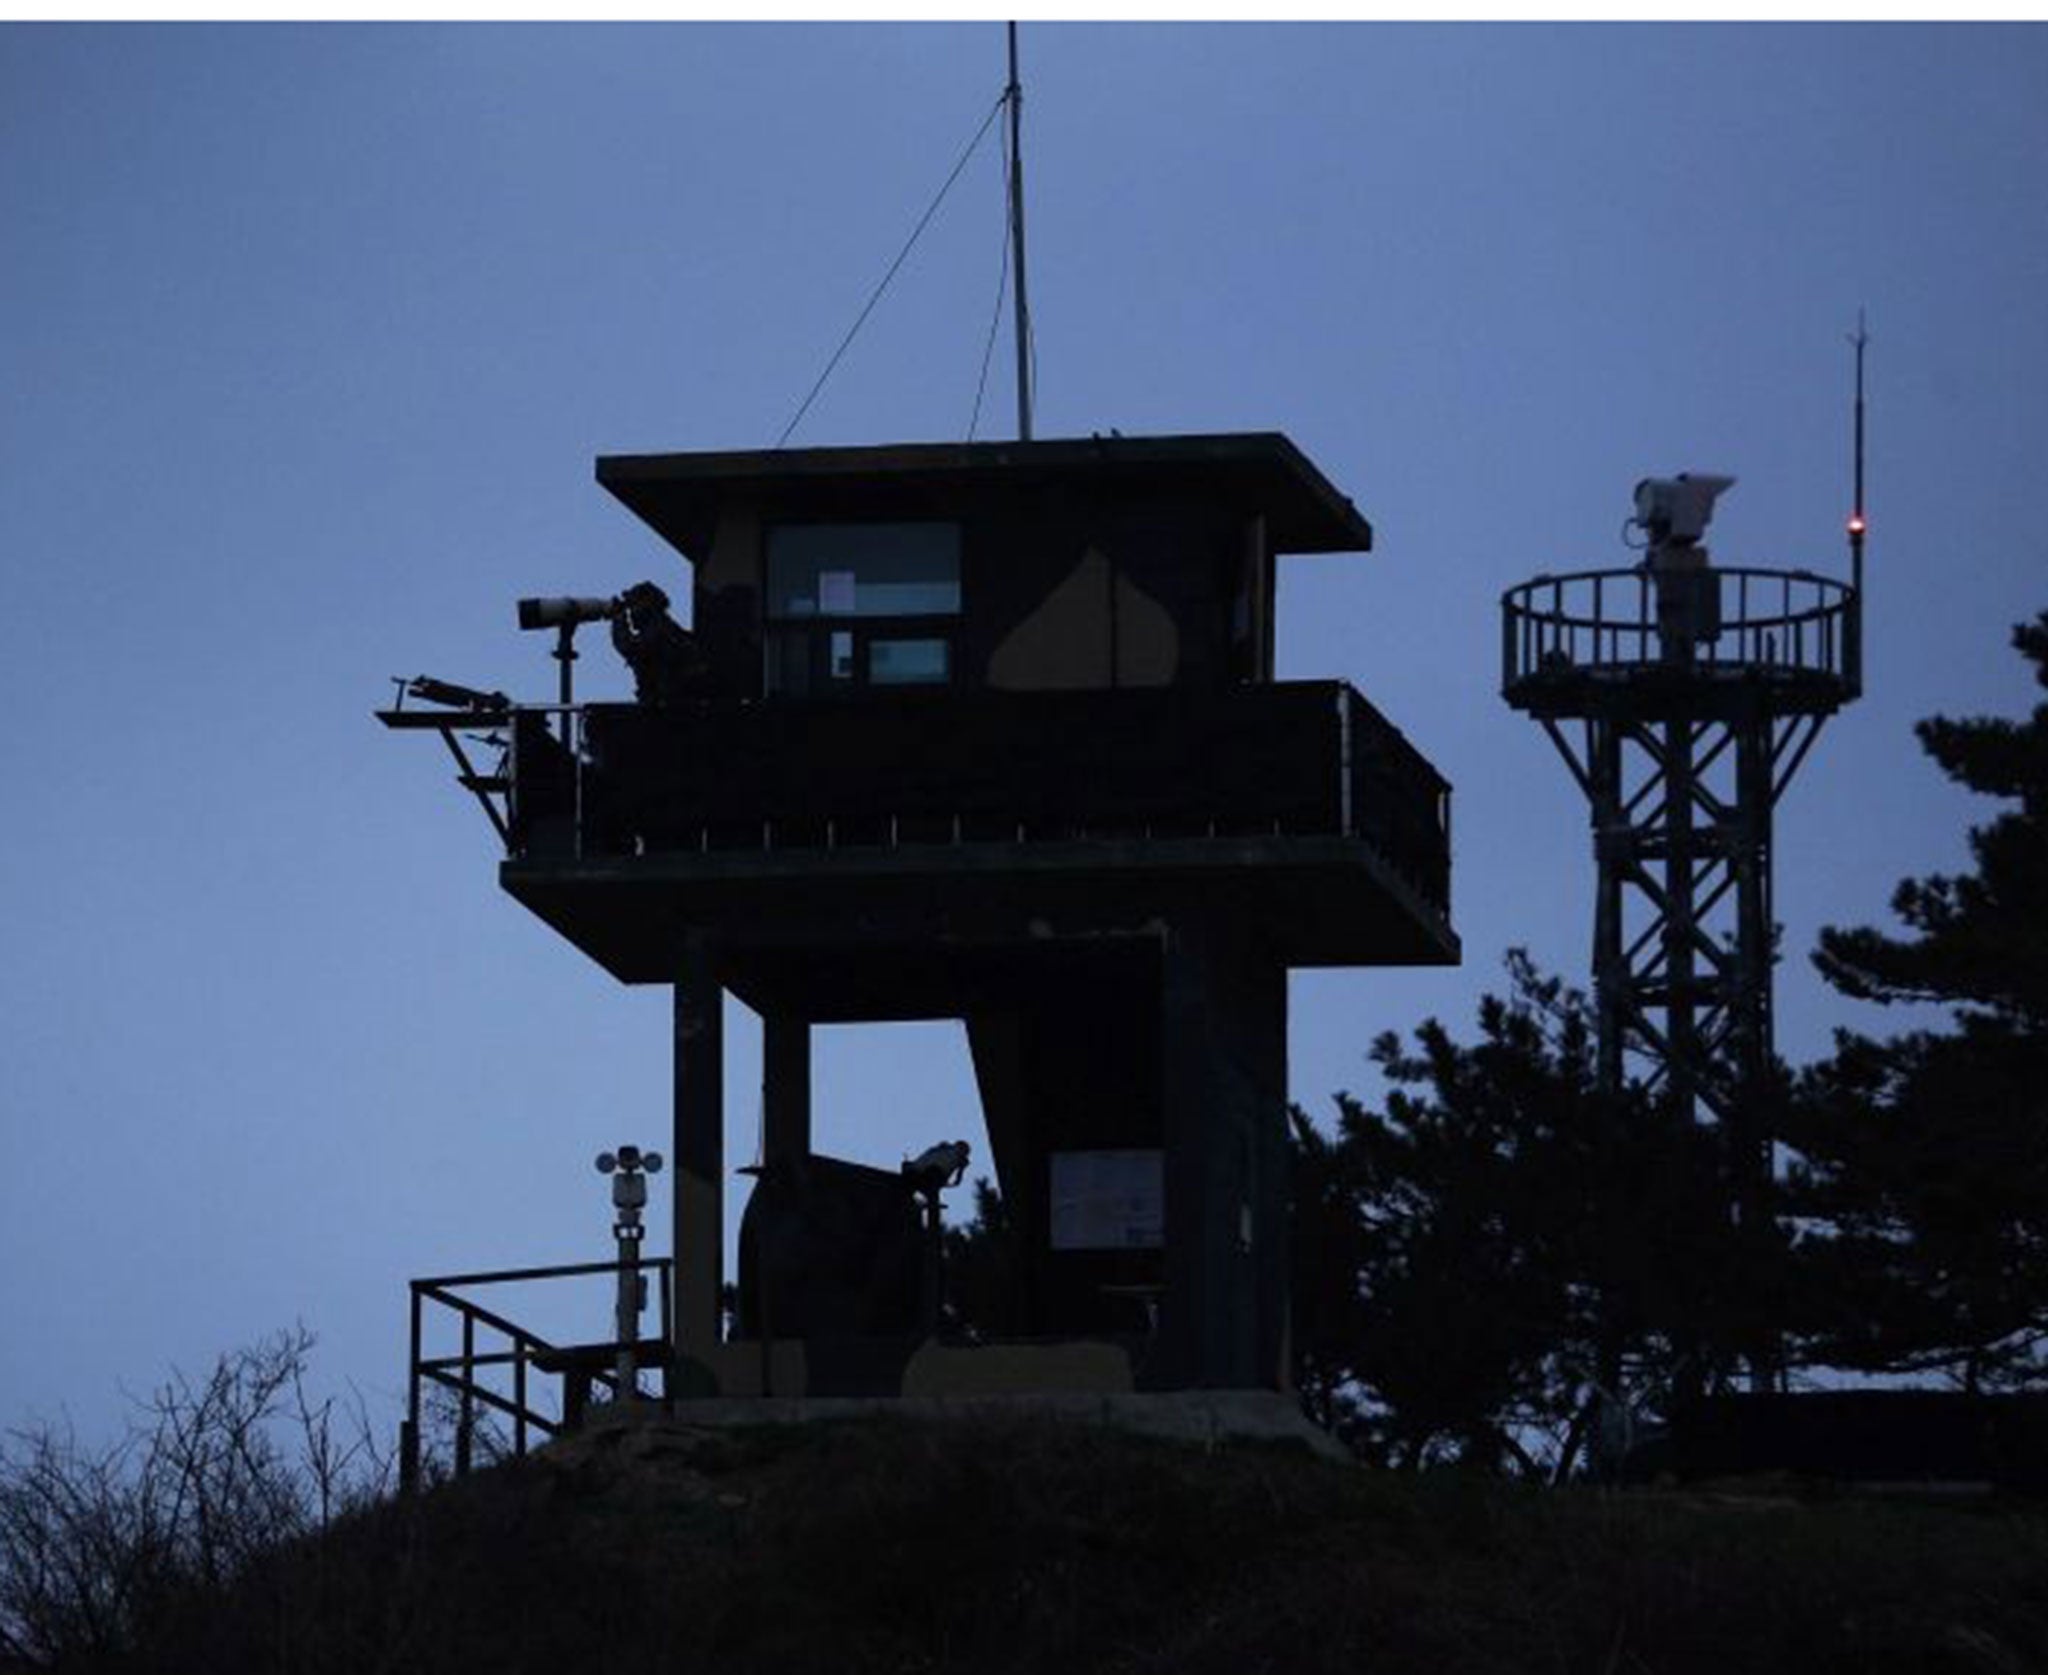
[1530,684,1834,1224]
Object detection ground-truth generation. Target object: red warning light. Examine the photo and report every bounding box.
[1847,513,1867,537]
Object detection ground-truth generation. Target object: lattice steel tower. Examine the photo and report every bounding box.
[1501,404,1865,1236]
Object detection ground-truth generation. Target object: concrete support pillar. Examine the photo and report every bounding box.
[762,1014,811,1167]
[1157,922,1286,1390]
[1250,964,1291,1391]
[963,1010,1040,1333]
[673,934,724,1362]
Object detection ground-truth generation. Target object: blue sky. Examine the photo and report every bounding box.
[3,23,2044,1442]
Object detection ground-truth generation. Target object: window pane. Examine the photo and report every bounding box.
[869,638,951,686]
[767,523,962,618]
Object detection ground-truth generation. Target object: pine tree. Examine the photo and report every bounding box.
[1790,611,2048,1388]
[1294,954,1736,1476]
[1814,611,2048,1024]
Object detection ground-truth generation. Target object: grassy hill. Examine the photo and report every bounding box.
[54,1411,2048,1674]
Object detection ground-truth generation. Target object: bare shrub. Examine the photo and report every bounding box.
[0,1326,389,1668]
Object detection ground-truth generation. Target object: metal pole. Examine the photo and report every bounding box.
[1847,313,1869,694]
[597,1148,659,1405]
[403,1285,422,1494]
[1662,713,1699,1124]
[616,1227,640,1399]
[514,1341,529,1458]
[1007,22,1033,442]
[457,1309,475,1478]
[554,622,578,749]
[1589,719,1626,1097]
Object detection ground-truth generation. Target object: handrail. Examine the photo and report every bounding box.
[401,1256,674,1492]
[391,682,1455,923]
[414,1257,647,1290]
[504,681,1453,920]
[1502,564,1859,698]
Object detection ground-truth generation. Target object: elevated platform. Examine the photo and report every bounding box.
[503,832,1453,1004]
[403,679,1457,992]
[1502,565,1859,720]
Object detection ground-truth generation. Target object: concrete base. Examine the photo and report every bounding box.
[575,1387,1350,1463]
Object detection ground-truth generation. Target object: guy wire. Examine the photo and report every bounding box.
[776,90,1007,451]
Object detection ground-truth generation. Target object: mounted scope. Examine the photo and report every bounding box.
[517,595,615,631]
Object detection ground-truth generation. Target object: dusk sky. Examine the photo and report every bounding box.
[3,22,2044,1444]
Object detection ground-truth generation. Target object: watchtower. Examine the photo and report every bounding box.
[1500,473,1861,1238]
[386,431,1456,1402]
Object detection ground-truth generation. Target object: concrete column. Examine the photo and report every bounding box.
[762,1014,811,1167]
[1158,925,1228,1389]
[1158,921,1288,1392]
[1160,925,1210,1388]
[1249,960,1291,1392]
[673,934,724,1362]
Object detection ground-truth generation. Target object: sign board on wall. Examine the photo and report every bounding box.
[1049,1149,1164,1250]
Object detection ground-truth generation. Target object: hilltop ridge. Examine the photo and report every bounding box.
[86,1409,2048,1675]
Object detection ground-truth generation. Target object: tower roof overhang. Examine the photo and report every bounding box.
[595,431,1373,565]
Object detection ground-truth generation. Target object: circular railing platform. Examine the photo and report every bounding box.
[1502,565,1859,716]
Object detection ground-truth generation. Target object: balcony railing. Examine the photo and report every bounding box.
[505,681,1450,919]
[1502,565,1859,706]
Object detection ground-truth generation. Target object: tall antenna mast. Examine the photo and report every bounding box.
[1007,22,1034,441]
[1845,310,1869,697]
[1848,309,1869,599]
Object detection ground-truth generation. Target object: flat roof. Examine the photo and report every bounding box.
[595,431,1373,565]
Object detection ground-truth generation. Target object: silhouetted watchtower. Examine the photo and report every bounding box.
[1501,473,1861,1235]
[387,432,1456,1400]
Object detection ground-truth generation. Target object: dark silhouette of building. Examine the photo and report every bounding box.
[388,431,1456,1402]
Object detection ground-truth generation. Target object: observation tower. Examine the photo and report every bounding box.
[378,43,1455,1465]
[385,431,1457,1413]
[1501,457,1864,1237]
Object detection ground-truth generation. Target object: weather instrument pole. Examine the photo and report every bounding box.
[1007,22,1034,442]
[596,1144,663,1399]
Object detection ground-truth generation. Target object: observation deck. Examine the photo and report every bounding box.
[1502,564,1860,721]
[387,677,1455,1011]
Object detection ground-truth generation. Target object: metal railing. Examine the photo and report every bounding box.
[401,1256,673,1492]
[1502,565,1859,697]
[505,681,1453,920]
[1336,685,1452,917]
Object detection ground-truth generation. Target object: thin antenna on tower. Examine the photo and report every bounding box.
[1844,310,1870,696]
[1848,309,1869,600]
[1007,22,1034,442]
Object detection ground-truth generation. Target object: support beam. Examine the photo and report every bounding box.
[1590,719,1626,1095]
[762,1014,811,1167]
[673,935,725,1363]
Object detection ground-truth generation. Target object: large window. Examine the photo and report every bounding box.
[764,522,962,695]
